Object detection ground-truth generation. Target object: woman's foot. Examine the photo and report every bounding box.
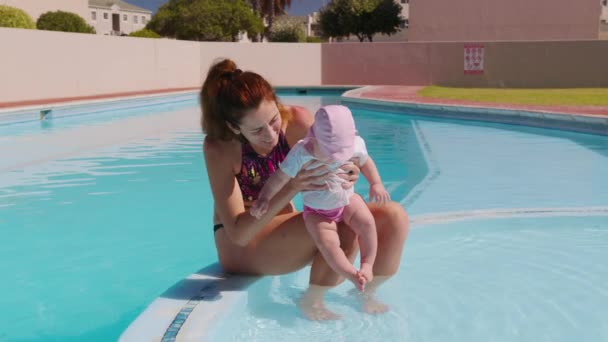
[350,275,390,314]
[359,292,389,314]
[299,285,341,320]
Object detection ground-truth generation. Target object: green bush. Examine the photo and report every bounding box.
[36,10,95,34]
[0,5,36,29]
[269,20,305,42]
[129,29,161,38]
[306,36,325,43]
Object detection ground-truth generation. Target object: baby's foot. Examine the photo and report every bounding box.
[359,263,373,284]
[300,288,341,321]
[346,271,366,292]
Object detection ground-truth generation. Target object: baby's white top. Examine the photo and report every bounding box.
[280,136,369,210]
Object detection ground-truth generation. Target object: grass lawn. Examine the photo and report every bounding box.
[418,86,608,106]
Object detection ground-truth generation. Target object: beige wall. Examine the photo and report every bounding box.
[322,42,431,84]
[409,0,601,41]
[2,27,608,104]
[0,0,88,21]
[321,40,608,88]
[0,28,321,103]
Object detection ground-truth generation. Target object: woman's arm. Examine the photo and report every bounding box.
[204,138,300,246]
[204,137,330,246]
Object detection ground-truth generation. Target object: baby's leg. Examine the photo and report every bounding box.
[343,195,377,284]
[304,214,364,291]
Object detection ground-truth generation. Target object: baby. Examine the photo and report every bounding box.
[250,105,390,291]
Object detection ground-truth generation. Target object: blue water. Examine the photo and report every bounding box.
[1,94,608,341]
[210,216,608,342]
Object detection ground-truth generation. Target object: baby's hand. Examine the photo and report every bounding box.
[369,184,390,205]
[250,198,269,219]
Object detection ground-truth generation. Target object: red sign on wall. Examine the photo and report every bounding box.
[464,43,484,75]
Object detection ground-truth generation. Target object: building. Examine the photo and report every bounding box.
[0,0,151,36]
[87,0,152,36]
[602,0,608,23]
[398,0,410,29]
[273,14,320,38]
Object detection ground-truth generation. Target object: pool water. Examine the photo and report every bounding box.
[210,216,608,342]
[1,94,608,341]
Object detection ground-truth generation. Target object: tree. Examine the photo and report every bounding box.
[147,0,263,42]
[0,5,36,29]
[248,0,292,40]
[36,11,95,34]
[319,0,402,42]
[247,0,261,41]
[261,0,292,33]
[129,29,161,38]
[268,17,305,42]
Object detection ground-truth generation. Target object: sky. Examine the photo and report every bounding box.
[128,0,326,15]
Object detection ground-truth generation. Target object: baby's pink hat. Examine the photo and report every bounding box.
[308,105,356,162]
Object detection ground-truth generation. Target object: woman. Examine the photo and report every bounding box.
[201,58,409,320]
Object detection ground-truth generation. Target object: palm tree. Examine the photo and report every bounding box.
[257,0,293,39]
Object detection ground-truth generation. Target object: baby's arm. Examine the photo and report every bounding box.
[250,170,291,219]
[360,157,390,205]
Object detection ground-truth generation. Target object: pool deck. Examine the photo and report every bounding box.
[342,85,608,118]
[0,87,199,110]
[339,86,608,136]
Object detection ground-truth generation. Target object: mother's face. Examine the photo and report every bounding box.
[237,100,283,151]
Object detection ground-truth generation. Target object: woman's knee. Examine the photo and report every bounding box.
[373,201,409,240]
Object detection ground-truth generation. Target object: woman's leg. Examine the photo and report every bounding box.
[214,211,358,276]
[214,201,408,317]
[215,210,358,320]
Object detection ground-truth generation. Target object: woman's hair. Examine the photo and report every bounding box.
[200,58,291,141]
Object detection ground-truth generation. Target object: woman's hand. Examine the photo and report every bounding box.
[338,160,360,189]
[291,160,330,192]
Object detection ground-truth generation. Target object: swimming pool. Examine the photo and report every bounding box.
[1,93,607,341]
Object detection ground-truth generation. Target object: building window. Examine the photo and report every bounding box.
[141,16,146,24]
[401,0,409,3]
[603,0,607,6]
[91,11,96,20]
[123,14,127,21]
[103,12,108,20]
[134,15,138,24]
